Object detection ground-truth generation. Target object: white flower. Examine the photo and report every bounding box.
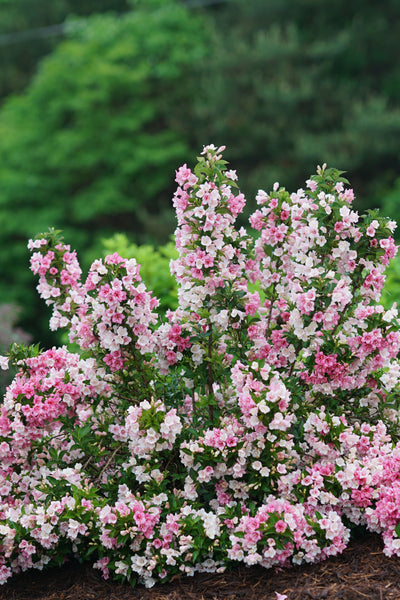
[191,344,205,365]
[202,512,220,539]
[226,169,238,180]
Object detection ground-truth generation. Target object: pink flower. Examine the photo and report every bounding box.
[306,179,318,191]
[334,221,344,233]
[275,520,287,533]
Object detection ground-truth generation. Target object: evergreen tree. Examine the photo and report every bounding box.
[194,0,400,213]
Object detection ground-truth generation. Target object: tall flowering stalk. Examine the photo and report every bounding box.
[0,146,399,587]
[157,145,252,423]
[245,164,400,426]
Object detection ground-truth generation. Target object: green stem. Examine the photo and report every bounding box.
[207,328,214,422]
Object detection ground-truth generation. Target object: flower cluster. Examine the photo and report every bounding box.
[0,146,399,588]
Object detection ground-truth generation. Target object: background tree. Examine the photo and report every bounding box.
[193,0,400,214]
[0,0,210,343]
[0,0,130,100]
[382,179,400,235]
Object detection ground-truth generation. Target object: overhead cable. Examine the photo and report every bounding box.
[0,0,230,47]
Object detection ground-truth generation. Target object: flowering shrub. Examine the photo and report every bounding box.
[0,145,400,587]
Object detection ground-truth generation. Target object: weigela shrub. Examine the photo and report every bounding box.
[0,145,400,586]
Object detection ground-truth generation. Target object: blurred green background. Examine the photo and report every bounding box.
[0,0,400,360]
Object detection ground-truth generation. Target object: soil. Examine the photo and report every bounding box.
[1,533,399,600]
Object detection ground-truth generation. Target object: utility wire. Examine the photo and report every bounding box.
[0,23,65,46]
[185,0,229,6]
[0,21,85,46]
[0,0,230,47]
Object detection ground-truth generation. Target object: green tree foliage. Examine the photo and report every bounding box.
[0,0,130,100]
[194,0,400,215]
[381,252,400,310]
[382,180,400,234]
[0,1,210,342]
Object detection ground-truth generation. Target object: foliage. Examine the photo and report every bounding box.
[0,147,400,587]
[382,178,400,237]
[0,0,210,342]
[0,0,130,100]
[381,252,400,310]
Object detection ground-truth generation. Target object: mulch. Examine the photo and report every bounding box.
[1,533,400,600]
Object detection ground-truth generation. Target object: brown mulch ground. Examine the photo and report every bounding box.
[1,533,400,600]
